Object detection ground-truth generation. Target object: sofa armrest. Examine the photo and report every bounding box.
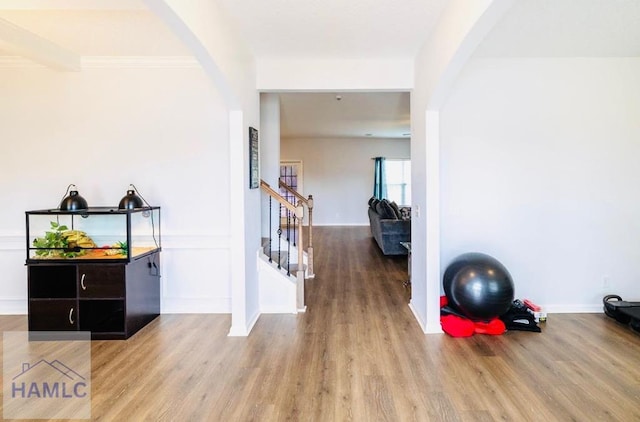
[368,208,411,255]
[379,219,411,231]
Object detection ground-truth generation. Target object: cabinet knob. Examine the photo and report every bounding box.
[80,273,86,290]
[69,307,75,325]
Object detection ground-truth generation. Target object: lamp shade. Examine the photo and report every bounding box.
[59,190,88,211]
[119,189,144,209]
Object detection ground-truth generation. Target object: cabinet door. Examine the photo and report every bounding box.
[78,265,125,298]
[29,300,78,331]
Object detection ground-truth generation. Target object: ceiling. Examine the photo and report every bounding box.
[216,0,449,60]
[1,0,640,139]
[475,0,640,58]
[278,92,410,139]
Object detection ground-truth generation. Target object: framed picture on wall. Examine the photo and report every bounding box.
[249,127,259,189]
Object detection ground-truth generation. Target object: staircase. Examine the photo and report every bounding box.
[258,180,315,313]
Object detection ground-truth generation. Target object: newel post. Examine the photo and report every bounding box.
[296,201,305,311]
[306,195,314,278]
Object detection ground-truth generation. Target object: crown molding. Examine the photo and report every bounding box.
[0,0,146,10]
[82,56,200,68]
[0,55,200,69]
[0,56,42,67]
[0,17,81,71]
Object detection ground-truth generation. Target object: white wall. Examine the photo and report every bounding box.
[412,0,506,333]
[281,137,410,226]
[257,58,413,92]
[156,0,260,336]
[0,62,232,313]
[441,57,640,312]
[260,94,281,239]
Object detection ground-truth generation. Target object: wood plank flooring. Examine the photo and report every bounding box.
[2,226,640,421]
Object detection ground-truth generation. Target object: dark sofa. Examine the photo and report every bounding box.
[368,198,411,255]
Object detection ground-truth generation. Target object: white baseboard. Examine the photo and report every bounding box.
[161,297,230,314]
[408,301,426,331]
[425,321,444,334]
[228,309,260,337]
[544,304,602,313]
[0,299,26,315]
[261,306,297,314]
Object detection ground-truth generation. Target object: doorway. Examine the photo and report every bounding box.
[277,91,411,227]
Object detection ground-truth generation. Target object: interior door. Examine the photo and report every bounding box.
[279,160,303,213]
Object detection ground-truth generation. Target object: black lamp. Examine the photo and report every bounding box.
[118,185,144,209]
[59,185,88,211]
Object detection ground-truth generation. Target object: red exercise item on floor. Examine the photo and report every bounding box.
[440,295,506,337]
[441,314,475,337]
[523,299,541,312]
[473,318,506,335]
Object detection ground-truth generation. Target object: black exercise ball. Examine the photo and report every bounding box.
[443,252,514,320]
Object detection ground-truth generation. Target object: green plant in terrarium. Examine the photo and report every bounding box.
[32,221,68,257]
[116,241,127,255]
[32,221,96,258]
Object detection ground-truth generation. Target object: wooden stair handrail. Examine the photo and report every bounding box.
[278,180,313,209]
[260,180,301,216]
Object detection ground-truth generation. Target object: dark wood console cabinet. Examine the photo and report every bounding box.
[28,252,160,340]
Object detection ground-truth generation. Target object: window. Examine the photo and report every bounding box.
[279,161,303,217]
[385,159,411,206]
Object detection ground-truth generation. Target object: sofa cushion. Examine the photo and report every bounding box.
[389,201,402,219]
[399,206,411,220]
[376,199,398,220]
[370,198,380,211]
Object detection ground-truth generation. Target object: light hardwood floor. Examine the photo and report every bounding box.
[2,226,640,421]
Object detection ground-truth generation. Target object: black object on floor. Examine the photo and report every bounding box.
[499,300,541,332]
[603,295,640,333]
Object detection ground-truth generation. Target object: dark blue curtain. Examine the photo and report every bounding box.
[373,157,387,199]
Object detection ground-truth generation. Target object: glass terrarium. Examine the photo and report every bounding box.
[25,207,161,263]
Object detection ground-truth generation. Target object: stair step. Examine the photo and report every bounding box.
[261,253,306,275]
[261,237,309,278]
[262,237,299,250]
[270,261,305,274]
[266,251,295,263]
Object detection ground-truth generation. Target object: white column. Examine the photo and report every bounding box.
[260,94,282,239]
